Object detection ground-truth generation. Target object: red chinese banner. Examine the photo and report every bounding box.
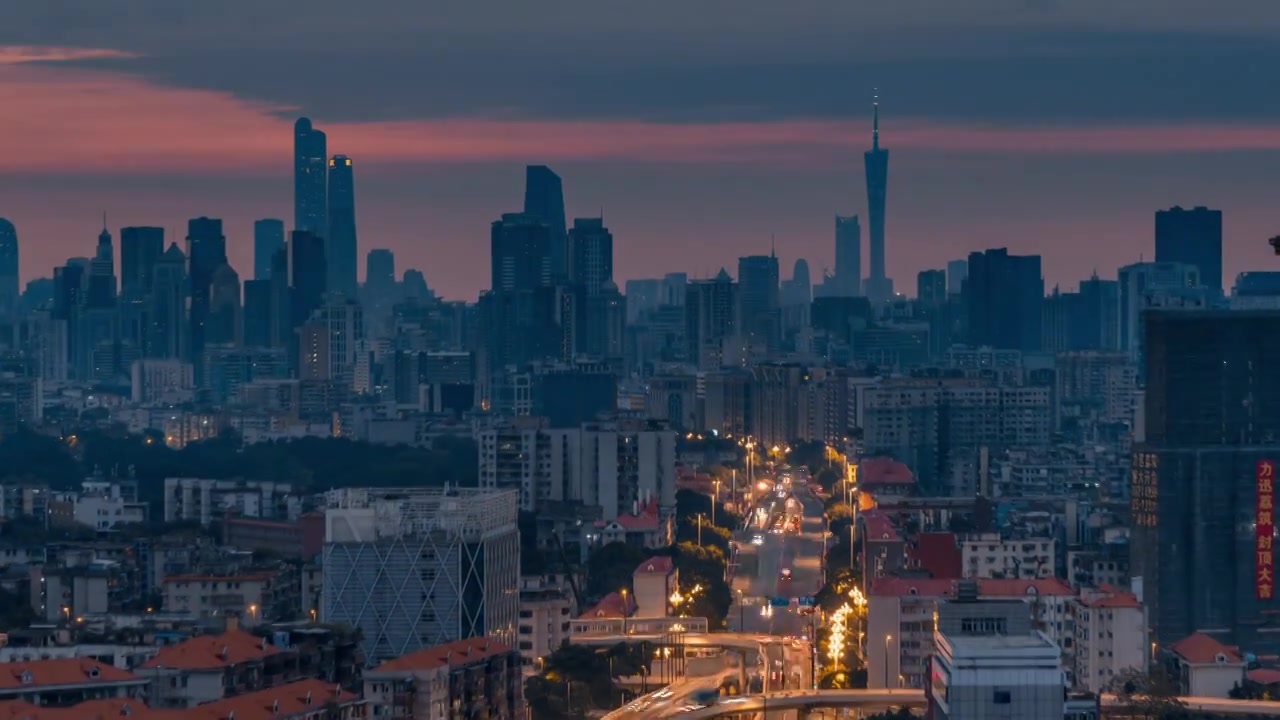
[1258,460,1276,600]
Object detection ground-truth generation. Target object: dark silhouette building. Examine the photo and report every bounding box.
[147,244,187,359]
[243,279,273,348]
[294,118,328,238]
[738,254,781,352]
[523,165,567,279]
[120,226,164,299]
[964,248,1044,352]
[327,155,358,297]
[1155,205,1223,296]
[1132,310,1280,654]
[0,219,18,317]
[186,217,227,366]
[834,214,861,297]
[290,230,327,328]
[253,219,285,281]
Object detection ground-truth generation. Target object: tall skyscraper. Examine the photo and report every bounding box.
[738,254,781,352]
[186,217,227,364]
[491,213,552,292]
[366,249,396,290]
[1132,310,1280,652]
[946,259,969,296]
[327,155,358,297]
[965,248,1044,352]
[686,270,739,370]
[206,263,241,347]
[243,279,273,348]
[782,259,812,307]
[523,166,567,279]
[863,96,892,303]
[0,219,18,317]
[568,217,613,292]
[253,219,285,281]
[834,214,861,297]
[294,118,327,238]
[269,245,292,348]
[1155,205,1223,296]
[120,227,164,299]
[290,230,327,328]
[87,223,117,308]
[147,244,188,359]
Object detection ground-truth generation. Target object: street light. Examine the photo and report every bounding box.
[711,479,721,527]
[884,634,893,688]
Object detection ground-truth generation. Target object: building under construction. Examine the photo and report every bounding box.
[321,487,519,664]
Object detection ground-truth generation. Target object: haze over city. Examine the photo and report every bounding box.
[3,0,1280,299]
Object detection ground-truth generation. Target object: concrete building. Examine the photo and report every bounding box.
[163,478,297,526]
[130,359,195,404]
[929,630,1084,719]
[516,575,576,672]
[959,533,1056,580]
[1070,585,1149,693]
[1167,633,1246,698]
[362,637,523,720]
[0,658,148,705]
[140,621,300,707]
[321,487,519,663]
[161,573,280,626]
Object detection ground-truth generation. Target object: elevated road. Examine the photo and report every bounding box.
[668,689,926,718]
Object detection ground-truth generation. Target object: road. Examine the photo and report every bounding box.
[731,480,827,693]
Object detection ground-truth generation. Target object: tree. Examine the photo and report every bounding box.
[1105,667,1189,719]
[785,441,828,474]
[1230,679,1273,701]
[585,542,648,600]
[863,709,915,720]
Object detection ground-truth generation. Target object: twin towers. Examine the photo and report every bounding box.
[293,118,357,299]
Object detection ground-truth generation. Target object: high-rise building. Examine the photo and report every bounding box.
[242,279,273,348]
[738,254,781,352]
[206,263,241,346]
[917,269,946,306]
[0,219,17,317]
[1132,310,1280,653]
[1155,205,1223,296]
[686,270,739,370]
[186,217,227,364]
[327,155,358,297]
[147,244,188,359]
[523,166,567,278]
[834,214,861,297]
[321,487,519,663]
[965,248,1044,352]
[491,213,552,292]
[269,245,292,349]
[661,273,688,307]
[1117,261,1202,364]
[253,219,285,281]
[87,223,116,308]
[290,230,327,329]
[947,259,969,296]
[568,217,612,292]
[783,259,812,307]
[863,97,892,303]
[293,118,327,238]
[120,226,164,299]
[366,249,395,292]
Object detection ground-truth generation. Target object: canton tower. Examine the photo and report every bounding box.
[864,93,892,303]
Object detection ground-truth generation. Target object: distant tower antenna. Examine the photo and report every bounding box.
[771,234,776,258]
[872,89,881,151]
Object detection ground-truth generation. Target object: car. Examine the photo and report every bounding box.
[751,534,764,545]
[780,568,792,580]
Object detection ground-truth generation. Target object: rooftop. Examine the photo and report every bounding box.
[1170,632,1244,665]
[870,576,1075,598]
[0,658,141,691]
[0,678,357,720]
[859,457,914,486]
[141,629,280,671]
[634,556,674,575]
[368,637,512,674]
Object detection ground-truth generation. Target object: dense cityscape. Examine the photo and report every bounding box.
[1,12,1280,720]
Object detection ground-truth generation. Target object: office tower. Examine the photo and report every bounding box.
[293,117,327,238]
[186,217,227,364]
[120,227,164,299]
[402,269,429,300]
[253,219,285,281]
[242,279,272,348]
[1077,273,1120,351]
[1117,261,1202,363]
[290,230,327,328]
[268,245,292,348]
[686,270,739,370]
[301,295,364,387]
[863,97,892,303]
[326,155,358,297]
[523,165,567,278]
[1155,205,1223,295]
[87,223,117,308]
[661,273,688,306]
[491,213,552,292]
[321,487,519,663]
[147,244,188,359]
[917,269,946,306]
[366,249,395,292]
[737,254,781,352]
[625,279,661,323]
[965,248,1044,352]
[834,214,861,297]
[206,263,241,346]
[783,259,812,307]
[1132,310,1280,652]
[568,217,612,291]
[0,219,17,316]
[947,259,968,296]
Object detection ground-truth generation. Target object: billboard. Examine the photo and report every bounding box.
[1258,460,1276,601]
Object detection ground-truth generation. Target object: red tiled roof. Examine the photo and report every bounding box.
[859,510,901,542]
[187,679,356,720]
[0,699,177,720]
[635,556,674,575]
[0,658,141,691]
[1248,668,1280,686]
[141,629,279,671]
[859,457,914,486]
[369,637,512,673]
[869,576,1075,598]
[905,532,961,579]
[1170,632,1244,665]
[1079,590,1142,609]
[579,591,635,619]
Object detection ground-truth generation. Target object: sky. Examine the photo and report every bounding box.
[2,1,1279,300]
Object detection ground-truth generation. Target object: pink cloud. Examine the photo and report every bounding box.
[1,47,1280,179]
[0,46,138,64]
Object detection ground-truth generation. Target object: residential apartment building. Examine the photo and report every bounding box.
[960,533,1056,580]
[141,621,299,708]
[362,637,523,720]
[1069,585,1149,693]
[516,575,576,672]
[163,478,298,526]
[162,572,292,626]
[0,658,147,706]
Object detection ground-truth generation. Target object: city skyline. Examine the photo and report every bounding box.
[3,3,1280,298]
